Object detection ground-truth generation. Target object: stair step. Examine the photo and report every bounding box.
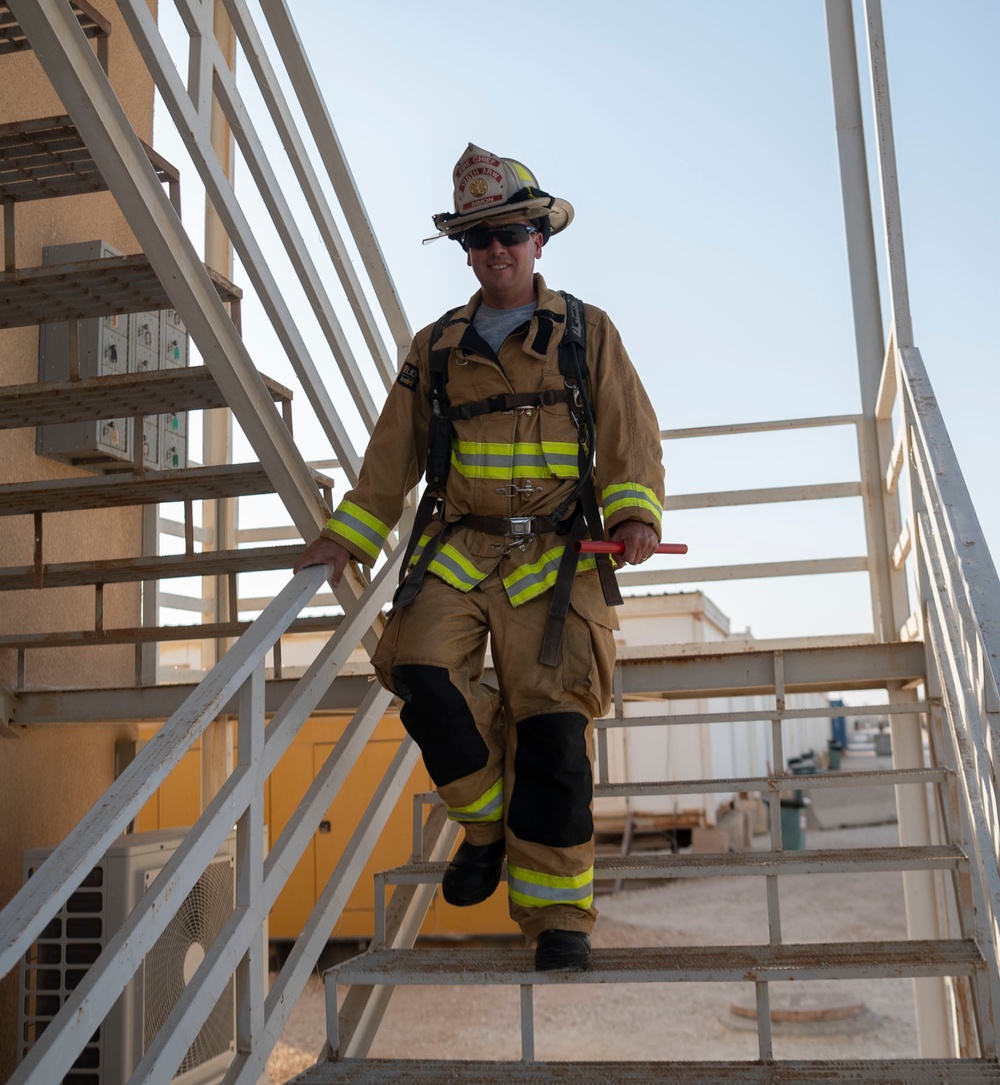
[290,1057,1000,1085]
[0,253,240,329]
[0,612,340,651]
[383,844,966,888]
[0,543,303,591]
[0,462,332,516]
[0,4,110,58]
[0,366,292,431]
[329,940,983,987]
[593,766,947,799]
[0,114,172,203]
[618,640,926,698]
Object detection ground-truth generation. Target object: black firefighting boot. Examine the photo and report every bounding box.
[534,929,592,971]
[441,839,506,907]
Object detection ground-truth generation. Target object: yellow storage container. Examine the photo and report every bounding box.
[135,710,517,942]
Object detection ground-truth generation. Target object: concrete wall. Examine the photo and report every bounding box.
[0,4,157,1078]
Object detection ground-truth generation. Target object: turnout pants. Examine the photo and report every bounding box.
[372,568,617,939]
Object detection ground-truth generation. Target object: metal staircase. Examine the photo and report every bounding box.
[1,2,999,1084]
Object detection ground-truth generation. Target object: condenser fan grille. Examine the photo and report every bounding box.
[143,857,235,1073]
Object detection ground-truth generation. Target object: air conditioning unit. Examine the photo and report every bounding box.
[18,829,237,1085]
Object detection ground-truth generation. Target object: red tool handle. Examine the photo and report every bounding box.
[574,541,688,555]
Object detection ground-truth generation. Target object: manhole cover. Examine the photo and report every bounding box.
[730,990,866,1023]
[724,986,878,1035]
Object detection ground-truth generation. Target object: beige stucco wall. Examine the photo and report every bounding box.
[0,0,157,692]
[0,3,158,1078]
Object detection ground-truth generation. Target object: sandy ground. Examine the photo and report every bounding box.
[266,818,919,1081]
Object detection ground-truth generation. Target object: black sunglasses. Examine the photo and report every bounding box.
[463,224,538,250]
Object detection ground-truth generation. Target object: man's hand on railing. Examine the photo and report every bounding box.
[293,536,352,586]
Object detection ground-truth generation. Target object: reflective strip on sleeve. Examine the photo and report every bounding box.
[602,481,662,522]
[450,440,580,480]
[324,500,390,561]
[506,863,594,910]
[446,777,504,824]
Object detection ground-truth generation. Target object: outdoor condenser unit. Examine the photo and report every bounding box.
[18,829,236,1085]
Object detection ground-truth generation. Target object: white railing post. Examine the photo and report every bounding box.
[235,663,266,1057]
[824,0,901,641]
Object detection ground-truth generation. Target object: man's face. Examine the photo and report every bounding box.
[466,217,544,309]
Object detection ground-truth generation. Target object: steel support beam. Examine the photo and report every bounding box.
[220,0,398,390]
[258,0,412,354]
[824,0,901,642]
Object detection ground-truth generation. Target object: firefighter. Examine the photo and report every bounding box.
[295,144,664,971]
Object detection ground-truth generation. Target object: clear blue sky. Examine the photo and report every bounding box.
[236,1,1000,642]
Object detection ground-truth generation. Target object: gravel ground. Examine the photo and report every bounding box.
[267,821,918,1082]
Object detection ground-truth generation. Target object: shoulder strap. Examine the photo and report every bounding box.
[558,291,587,380]
[429,306,462,382]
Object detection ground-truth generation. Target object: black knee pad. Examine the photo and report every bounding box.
[508,711,593,847]
[392,664,489,787]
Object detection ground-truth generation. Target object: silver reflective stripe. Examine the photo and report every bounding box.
[429,546,486,590]
[543,450,578,470]
[503,548,563,601]
[452,449,549,475]
[448,789,503,823]
[602,483,661,517]
[507,872,593,903]
[328,507,386,552]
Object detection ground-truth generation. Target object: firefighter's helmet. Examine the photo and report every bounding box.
[427,143,573,244]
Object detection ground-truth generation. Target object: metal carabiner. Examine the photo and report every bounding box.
[493,481,544,498]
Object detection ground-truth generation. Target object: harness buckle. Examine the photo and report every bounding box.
[509,516,533,537]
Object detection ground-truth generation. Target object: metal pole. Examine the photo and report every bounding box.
[824,0,899,641]
[864,0,915,350]
[258,0,413,353]
[824,0,953,1056]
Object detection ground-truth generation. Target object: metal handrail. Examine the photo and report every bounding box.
[2,548,410,1084]
[882,339,1000,1051]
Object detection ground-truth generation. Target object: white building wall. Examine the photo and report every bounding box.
[598,592,831,828]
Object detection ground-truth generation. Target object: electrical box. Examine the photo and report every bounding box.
[36,241,190,472]
[159,308,189,470]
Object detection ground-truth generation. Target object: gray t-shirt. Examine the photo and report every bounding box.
[473,302,536,354]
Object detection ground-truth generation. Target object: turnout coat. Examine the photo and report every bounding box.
[322,276,665,612]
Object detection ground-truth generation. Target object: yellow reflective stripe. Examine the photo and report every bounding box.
[539,441,579,478]
[447,777,504,823]
[452,440,551,480]
[602,481,662,521]
[325,500,390,561]
[428,543,488,592]
[450,440,580,480]
[503,548,596,607]
[506,863,594,909]
[503,545,562,605]
[407,534,432,567]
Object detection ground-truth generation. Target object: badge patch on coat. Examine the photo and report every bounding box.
[397,362,419,391]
